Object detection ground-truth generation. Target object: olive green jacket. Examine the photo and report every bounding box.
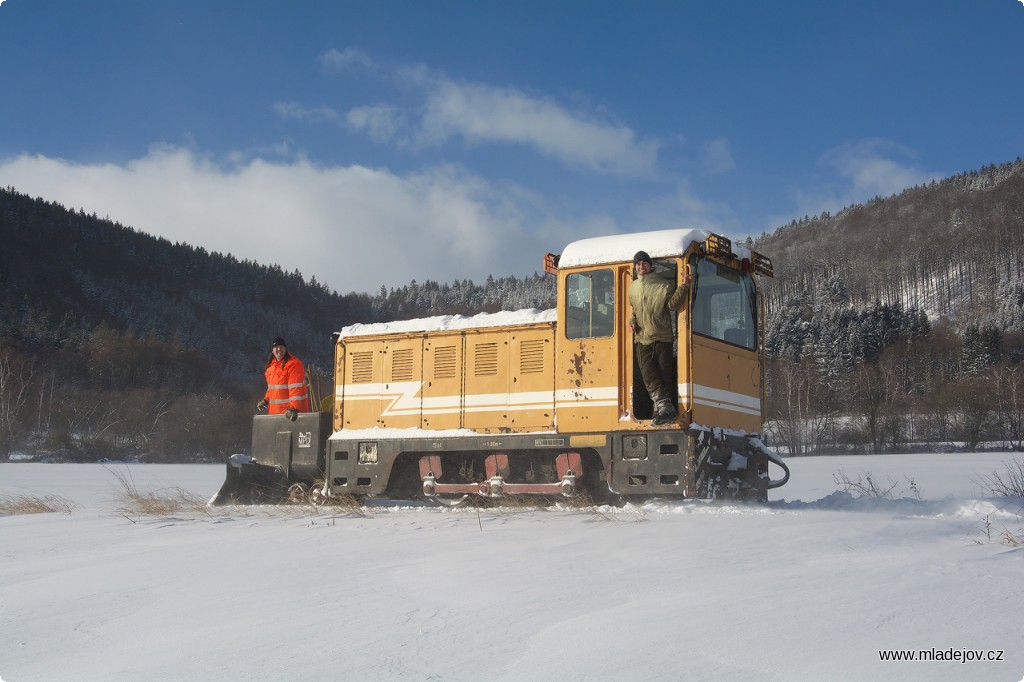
[628,272,689,345]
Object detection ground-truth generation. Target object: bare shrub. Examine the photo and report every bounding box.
[317,493,366,516]
[0,493,77,515]
[833,469,922,500]
[976,458,1024,498]
[1002,527,1022,546]
[975,511,1023,547]
[108,466,209,517]
[283,483,366,516]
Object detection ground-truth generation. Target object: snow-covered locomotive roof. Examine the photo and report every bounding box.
[336,228,755,339]
[556,228,708,268]
[338,307,556,339]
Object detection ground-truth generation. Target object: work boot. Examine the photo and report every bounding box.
[652,398,677,425]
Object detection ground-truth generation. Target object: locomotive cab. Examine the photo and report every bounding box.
[552,229,766,434]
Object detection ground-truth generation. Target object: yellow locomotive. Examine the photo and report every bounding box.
[214,228,789,505]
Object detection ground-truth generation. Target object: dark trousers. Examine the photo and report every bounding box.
[636,341,675,403]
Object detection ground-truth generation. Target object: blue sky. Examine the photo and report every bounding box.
[1,0,1022,294]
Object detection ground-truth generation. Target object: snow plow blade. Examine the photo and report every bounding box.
[210,456,291,505]
[209,412,331,505]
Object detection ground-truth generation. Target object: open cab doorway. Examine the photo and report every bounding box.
[627,256,683,423]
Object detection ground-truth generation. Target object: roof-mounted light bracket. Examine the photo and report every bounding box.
[751,251,774,277]
[704,232,733,259]
[543,253,560,275]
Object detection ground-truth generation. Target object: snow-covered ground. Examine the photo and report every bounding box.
[2,453,1022,682]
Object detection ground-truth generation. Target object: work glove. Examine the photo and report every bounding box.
[284,408,298,421]
[256,399,268,412]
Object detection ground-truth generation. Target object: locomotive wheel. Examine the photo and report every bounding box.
[309,484,328,506]
[287,482,309,503]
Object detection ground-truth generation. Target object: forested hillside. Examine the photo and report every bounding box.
[754,158,1024,456]
[757,158,1024,328]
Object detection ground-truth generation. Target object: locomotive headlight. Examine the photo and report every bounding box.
[358,442,379,464]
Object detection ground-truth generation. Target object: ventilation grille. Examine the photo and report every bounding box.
[520,339,546,374]
[474,342,499,376]
[351,351,374,383]
[391,348,414,381]
[434,345,457,379]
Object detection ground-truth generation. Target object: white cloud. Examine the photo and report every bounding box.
[313,58,660,177]
[703,138,735,175]
[272,102,339,123]
[0,147,594,294]
[789,139,938,223]
[345,104,407,143]
[411,74,660,177]
[319,47,374,73]
[634,179,740,236]
[820,139,932,200]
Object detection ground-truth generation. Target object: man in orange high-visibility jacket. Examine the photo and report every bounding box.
[256,337,311,421]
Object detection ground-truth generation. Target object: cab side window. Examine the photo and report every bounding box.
[565,270,615,339]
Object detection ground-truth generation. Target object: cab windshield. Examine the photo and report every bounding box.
[690,256,757,350]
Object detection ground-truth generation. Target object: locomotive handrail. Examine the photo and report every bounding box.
[759,286,767,423]
[682,259,694,413]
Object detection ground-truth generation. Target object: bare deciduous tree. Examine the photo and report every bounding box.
[765,358,836,456]
[990,363,1024,450]
[0,348,36,455]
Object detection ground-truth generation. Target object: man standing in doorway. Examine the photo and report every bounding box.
[628,251,691,425]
